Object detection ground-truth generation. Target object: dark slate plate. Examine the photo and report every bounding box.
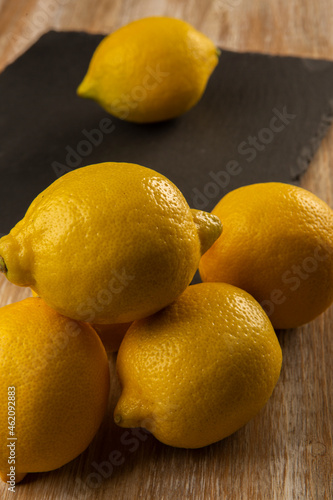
[1,30,333,237]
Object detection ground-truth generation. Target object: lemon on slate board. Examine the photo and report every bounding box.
[77,16,219,123]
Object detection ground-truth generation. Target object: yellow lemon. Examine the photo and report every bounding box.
[114,282,282,449]
[77,16,219,123]
[30,288,129,352]
[199,182,333,329]
[0,162,222,324]
[0,297,109,483]
[92,322,132,353]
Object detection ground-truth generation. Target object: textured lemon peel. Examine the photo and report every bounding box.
[76,17,219,123]
[114,283,282,448]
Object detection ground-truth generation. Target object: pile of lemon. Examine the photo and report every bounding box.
[0,17,332,484]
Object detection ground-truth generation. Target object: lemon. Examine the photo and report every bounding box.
[114,282,282,449]
[199,182,333,329]
[0,297,109,483]
[30,288,128,352]
[0,162,222,324]
[77,16,219,123]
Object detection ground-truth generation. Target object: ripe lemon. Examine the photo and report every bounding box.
[30,288,128,352]
[92,322,132,353]
[114,282,282,449]
[0,297,109,483]
[77,16,219,123]
[199,182,333,329]
[0,162,222,324]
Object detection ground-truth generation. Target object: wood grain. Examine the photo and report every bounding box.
[0,1,332,499]
[1,0,333,72]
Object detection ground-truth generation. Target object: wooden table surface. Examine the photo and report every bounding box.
[0,1,332,499]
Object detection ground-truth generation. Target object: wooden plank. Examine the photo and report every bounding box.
[1,0,333,72]
[0,1,332,499]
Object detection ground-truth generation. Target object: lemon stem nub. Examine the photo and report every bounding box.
[0,256,7,274]
[191,209,223,256]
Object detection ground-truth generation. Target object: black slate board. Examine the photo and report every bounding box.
[1,30,333,236]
